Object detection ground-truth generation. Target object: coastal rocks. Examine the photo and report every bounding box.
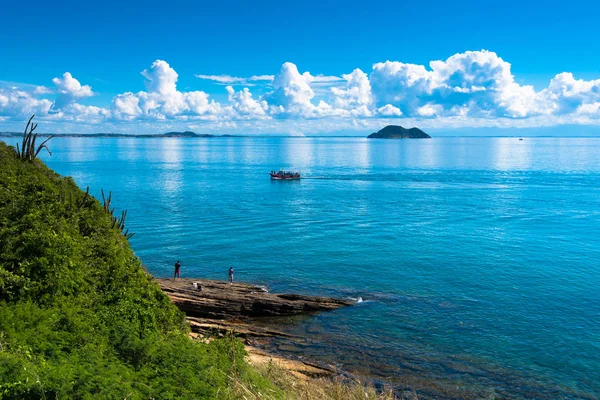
[157,278,354,320]
[158,278,353,380]
[367,125,431,139]
[246,346,337,379]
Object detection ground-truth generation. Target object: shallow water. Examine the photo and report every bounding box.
[29,136,600,398]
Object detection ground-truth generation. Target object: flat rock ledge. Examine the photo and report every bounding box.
[159,278,351,379]
[158,278,354,320]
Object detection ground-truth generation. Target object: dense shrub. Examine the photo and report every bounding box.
[0,142,274,399]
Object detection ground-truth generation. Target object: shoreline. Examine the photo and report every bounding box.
[158,277,369,384]
[156,277,595,400]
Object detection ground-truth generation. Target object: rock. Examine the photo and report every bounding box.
[158,278,354,320]
[186,316,300,339]
[367,125,431,139]
[245,346,336,379]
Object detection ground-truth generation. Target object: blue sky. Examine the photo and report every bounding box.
[1,0,600,135]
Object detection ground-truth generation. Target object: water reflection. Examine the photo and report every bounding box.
[157,139,183,194]
[492,138,532,170]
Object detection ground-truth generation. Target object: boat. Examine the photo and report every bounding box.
[270,170,301,180]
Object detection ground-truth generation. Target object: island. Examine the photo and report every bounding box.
[367,125,431,139]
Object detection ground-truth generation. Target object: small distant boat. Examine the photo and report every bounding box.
[270,170,301,180]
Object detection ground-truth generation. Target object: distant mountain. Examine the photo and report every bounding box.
[368,125,431,139]
[160,131,213,138]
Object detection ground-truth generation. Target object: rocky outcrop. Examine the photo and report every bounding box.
[368,125,431,139]
[158,278,353,320]
[159,278,352,380]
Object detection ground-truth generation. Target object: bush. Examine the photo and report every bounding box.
[0,142,277,399]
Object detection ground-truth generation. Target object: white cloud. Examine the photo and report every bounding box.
[3,51,600,134]
[541,72,600,115]
[113,60,221,120]
[330,69,373,116]
[195,74,247,84]
[249,75,274,82]
[52,72,94,109]
[416,104,443,117]
[312,75,345,83]
[34,86,53,95]
[141,60,178,95]
[226,86,268,118]
[0,89,53,118]
[577,102,600,117]
[266,62,318,117]
[377,104,402,117]
[370,50,552,119]
[195,74,274,85]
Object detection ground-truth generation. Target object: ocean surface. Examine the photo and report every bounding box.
[30,137,600,398]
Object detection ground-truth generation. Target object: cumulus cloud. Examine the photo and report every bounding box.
[577,102,600,117]
[370,50,552,119]
[52,72,94,109]
[330,69,373,116]
[265,62,318,117]
[264,63,368,118]
[113,60,221,120]
[225,86,268,118]
[0,89,53,118]
[34,86,53,95]
[541,73,600,115]
[377,104,402,117]
[3,51,600,133]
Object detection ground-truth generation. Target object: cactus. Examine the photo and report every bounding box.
[101,189,135,239]
[76,186,91,211]
[15,115,54,161]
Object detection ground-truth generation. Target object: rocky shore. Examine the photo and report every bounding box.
[157,278,354,377]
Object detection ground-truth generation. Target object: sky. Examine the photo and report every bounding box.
[1,0,600,135]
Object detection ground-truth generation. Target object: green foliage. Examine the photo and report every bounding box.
[0,142,277,399]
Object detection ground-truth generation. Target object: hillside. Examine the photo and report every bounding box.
[368,125,431,139]
[0,141,273,398]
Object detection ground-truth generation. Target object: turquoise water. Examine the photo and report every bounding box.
[33,137,600,398]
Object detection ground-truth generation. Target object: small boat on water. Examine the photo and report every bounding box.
[270,170,301,180]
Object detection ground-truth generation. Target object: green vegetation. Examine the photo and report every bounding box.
[0,122,396,399]
[0,139,275,399]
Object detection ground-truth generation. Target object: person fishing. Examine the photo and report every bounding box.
[228,266,234,284]
[174,260,181,279]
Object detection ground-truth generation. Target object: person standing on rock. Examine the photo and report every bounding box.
[174,260,181,279]
[228,266,234,284]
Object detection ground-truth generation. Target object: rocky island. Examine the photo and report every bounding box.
[368,125,431,139]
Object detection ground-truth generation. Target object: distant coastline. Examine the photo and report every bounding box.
[0,131,244,138]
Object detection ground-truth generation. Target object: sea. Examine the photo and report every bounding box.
[31,136,600,398]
